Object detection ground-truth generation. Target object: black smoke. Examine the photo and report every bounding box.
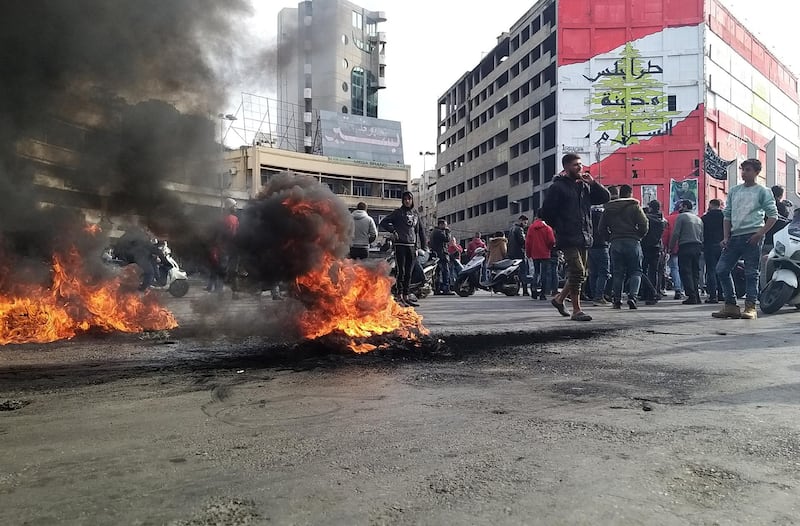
[236,173,354,285]
[0,0,252,279]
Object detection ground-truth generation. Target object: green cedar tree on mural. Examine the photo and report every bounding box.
[588,42,678,145]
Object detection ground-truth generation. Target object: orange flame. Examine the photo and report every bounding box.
[295,254,429,353]
[0,248,177,345]
[84,223,102,236]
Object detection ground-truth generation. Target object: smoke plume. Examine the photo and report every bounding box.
[0,0,252,276]
[236,173,354,285]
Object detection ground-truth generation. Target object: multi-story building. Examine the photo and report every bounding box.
[437,0,800,240]
[277,0,388,153]
[410,169,437,231]
[223,145,410,225]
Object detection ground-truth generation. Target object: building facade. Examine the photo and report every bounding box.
[223,145,410,226]
[410,169,437,231]
[277,0,388,153]
[437,0,800,240]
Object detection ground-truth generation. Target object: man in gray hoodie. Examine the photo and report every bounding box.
[599,184,648,309]
[669,199,704,304]
[350,202,378,260]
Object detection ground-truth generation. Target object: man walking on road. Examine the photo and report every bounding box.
[380,192,426,307]
[669,199,704,304]
[641,200,666,305]
[349,202,377,260]
[508,215,529,296]
[713,159,778,320]
[588,205,610,306]
[540,154,611,321]
[702,199,725,303]
[599,184,648,310]
[526,213,556,301]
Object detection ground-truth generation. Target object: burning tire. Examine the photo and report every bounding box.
[168,279,190,298]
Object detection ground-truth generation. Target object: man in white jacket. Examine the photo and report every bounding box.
[350,202,378,260]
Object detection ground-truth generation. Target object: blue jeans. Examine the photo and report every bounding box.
[716,234,762,305]
[437,254,450,293]
[587,247,610,300]
[704,244,724,299]
[532,259,555,296]
[610,239,643,302]
[668,254,682,292]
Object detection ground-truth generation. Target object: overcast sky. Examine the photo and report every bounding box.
[245,0,799,180]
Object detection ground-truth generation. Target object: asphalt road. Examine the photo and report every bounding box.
[1,290,800,525]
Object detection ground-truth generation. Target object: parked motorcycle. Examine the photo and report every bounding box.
[388,249,438,300]
[760,219,800,314]
[453,247,522,297]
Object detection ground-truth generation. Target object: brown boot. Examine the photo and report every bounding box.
[740,302,758,320]
[712,303,741,319]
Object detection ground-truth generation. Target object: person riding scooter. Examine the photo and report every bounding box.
[114,227,161,291]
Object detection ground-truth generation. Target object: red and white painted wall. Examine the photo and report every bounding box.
[555,0,799,214]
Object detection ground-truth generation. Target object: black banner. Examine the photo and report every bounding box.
[705,144,734,181]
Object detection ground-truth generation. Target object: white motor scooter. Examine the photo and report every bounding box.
[760,218,800,314]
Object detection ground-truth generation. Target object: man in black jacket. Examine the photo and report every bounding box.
[380,191,426,307]
[540,154,611,321]
[641,200,666,305]
[588,206,610,305]
[430,219,453,295]
[702,199,724,303]
[508,215,529,295]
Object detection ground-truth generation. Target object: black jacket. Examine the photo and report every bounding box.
[430,227,449,256]
[642,211,666,249]
[701,208,724,246]
[508,223,526,259]
[590,208,609,248]
[380,207,426,248]
[540,175,611,249]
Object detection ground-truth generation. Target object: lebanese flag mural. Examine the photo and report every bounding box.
[556,23,705,182]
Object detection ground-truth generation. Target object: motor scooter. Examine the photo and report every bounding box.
[760,217,800,314]
[453,247,522,297]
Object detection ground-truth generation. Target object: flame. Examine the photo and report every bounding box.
[84,223,102,236]
[0,248,177,345]
[295,254,429,353]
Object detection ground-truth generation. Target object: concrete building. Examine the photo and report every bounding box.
[437,0,800,240]
[277,0,387,153]
[223,145,410,225]
[410,169,437,231]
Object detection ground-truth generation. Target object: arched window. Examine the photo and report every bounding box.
[351,67,365,116]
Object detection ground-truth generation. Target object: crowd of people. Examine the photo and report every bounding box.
[380,153,790,322]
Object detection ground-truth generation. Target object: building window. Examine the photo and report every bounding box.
[366,19,377,36]
[342,82,348,92]
[351,67,365,116]
[342,106,348,114]
[384,183,405,199]
[352,10,363,29]
[342,58,349,69]
[342,34,348,46]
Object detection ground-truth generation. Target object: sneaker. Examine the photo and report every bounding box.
[712,304,741,319]
[593,298,609,306]
[612,302,622,310]
[674,291,684,300]
[740,302,757,320]
[627,299,638,310]
[571,311,593,322]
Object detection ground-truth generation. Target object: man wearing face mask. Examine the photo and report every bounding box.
[380,191,426,307]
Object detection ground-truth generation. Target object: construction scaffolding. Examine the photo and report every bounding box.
[225,92,322,154]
